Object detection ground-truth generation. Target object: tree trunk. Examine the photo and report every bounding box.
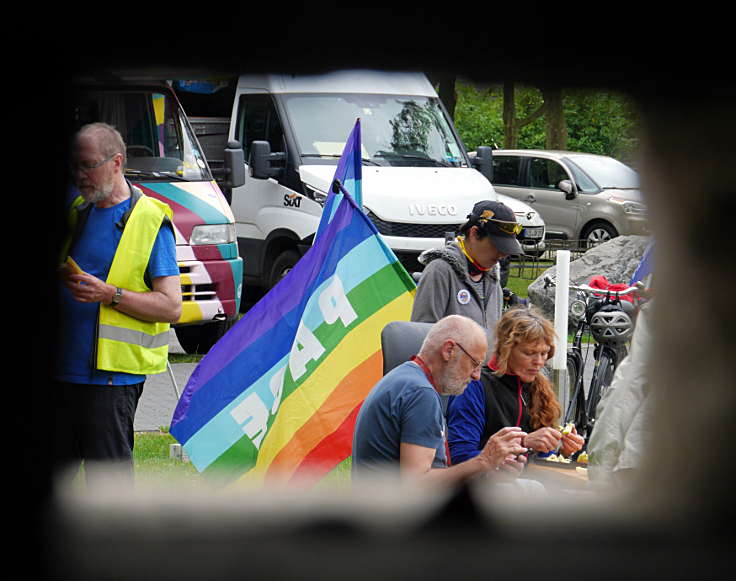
[503,81,547,148]
[503,81,517,148]
[542,86,568,149]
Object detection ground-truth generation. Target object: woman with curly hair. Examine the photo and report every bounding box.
[446,307,584,464]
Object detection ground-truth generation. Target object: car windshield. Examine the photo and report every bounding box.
[281,93,466,167]
[565,154,639,189]
[73,88,210,181]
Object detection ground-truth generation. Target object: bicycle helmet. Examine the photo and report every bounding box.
[590,304,635,343]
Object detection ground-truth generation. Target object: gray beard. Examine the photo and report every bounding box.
[438,357,472,396]
[85,182,114,204]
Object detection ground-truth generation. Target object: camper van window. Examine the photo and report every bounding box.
[73,88,209,182]
[281,93,464,168]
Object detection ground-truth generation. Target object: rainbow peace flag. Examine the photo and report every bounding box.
[170,123,416,487]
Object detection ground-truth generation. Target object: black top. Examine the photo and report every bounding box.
[479,365,533,448]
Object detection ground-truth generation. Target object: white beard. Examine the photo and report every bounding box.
[437,355,472,396]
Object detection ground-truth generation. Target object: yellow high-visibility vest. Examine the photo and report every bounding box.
[66,188,175,375]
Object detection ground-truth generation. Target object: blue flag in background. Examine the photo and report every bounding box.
[314,119,362,241]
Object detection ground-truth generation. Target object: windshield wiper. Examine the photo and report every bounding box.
[125,169,190,181]
[301,153,382,166]
[374,152,454,167]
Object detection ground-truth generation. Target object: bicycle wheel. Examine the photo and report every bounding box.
[586,349,616,429]
[565,352,587,434]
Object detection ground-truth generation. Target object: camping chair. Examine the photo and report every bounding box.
[380,320,434,375]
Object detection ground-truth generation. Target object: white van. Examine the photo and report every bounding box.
[176,70,545,292]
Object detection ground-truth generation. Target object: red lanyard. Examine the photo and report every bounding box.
[410,355,452,466]
[516,376,524,427]
[490,356,525,427]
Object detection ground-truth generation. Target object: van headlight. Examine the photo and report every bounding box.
[610,197,647,215]
[304,185,328,206]
[190,224,236,245]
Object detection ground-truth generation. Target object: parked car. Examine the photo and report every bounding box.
[488,149,648,246]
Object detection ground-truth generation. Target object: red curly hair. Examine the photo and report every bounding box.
[492,307,561,430]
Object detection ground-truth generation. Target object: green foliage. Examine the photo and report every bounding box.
[453,80,639,162]
[564,89,640,164]
[454,83,504,151]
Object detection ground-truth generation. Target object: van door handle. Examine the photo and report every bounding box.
[525,194,536,203]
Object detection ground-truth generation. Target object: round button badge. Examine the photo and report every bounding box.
[457,289,471,305]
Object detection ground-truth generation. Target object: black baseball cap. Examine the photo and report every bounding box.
[468,200,523,256]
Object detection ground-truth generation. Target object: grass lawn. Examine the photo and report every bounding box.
[133,431,202,486]
[131,431,353,487]
[505,258,552,298]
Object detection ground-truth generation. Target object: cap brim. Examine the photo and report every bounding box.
[489,234,523,256]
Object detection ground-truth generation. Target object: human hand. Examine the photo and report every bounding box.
[560,426,585,457]
[59,256,84,281]
[65,272,114,305]
[523,427,562,453]
[58,263,74,281]
[497,452,527,480]
[479,426,527,472]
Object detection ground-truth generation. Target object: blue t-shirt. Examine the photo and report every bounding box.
[351,361,447,476]
[55,196,179,385]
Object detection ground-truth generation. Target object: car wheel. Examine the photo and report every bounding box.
[268,249,300,290]
[582,221,618,248]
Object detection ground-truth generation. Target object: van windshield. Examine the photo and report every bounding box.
[73,88,210,181]
[281,93,466,167]
[566,154,639,190]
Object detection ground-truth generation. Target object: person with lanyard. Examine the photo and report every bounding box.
[351,315,528,485]
[446,307,584,466]
[410,200,523,356]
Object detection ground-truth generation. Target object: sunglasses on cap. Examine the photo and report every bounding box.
[479,216,524,236]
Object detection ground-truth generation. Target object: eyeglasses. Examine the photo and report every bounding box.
[71,153,117,173]
[479,217,524,236]
[453,341,482,369]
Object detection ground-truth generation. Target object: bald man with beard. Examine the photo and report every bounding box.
[352,315,527,485]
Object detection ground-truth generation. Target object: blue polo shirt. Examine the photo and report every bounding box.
[55,196,178,385]
[351,361,447,476]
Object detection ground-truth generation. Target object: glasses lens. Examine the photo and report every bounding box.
[494,220,523,235]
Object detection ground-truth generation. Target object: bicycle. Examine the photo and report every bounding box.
[543,275,648,449]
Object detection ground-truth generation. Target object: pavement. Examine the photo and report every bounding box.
[135,330,597,432]
[134,330,196,432]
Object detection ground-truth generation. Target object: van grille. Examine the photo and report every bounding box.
[179,265,217,301]
[365,211,462,238]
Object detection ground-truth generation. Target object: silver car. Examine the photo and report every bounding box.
[490,149,648,246]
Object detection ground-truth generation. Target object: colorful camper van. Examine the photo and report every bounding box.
[71,76,244,353]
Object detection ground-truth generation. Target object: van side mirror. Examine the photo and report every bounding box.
[559,179,576,200]
[224,140,245,188]
[249,140,285,180]
[472,146,493,182]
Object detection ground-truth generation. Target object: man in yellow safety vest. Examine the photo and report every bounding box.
[55,122,182,487]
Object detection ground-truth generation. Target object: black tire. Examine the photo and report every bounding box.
[175,319,235,355]
[268,249,300,290]
[565,351,587,436]
[586,350,616,428]
[582,221,618,248]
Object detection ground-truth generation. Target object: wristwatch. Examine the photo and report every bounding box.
[110,287,123,308]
